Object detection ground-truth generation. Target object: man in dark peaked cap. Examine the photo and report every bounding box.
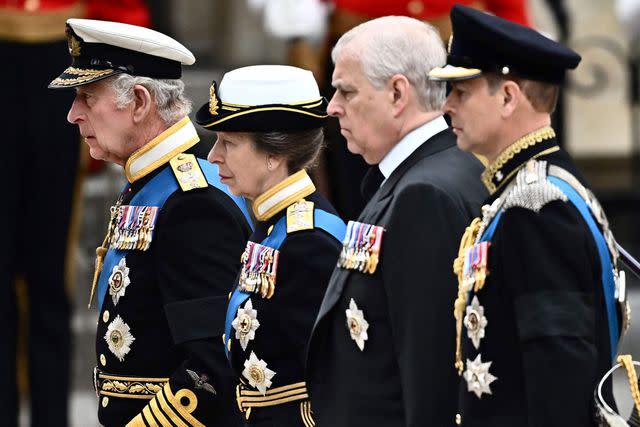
[429,5,629,426]
[50,19,252,426]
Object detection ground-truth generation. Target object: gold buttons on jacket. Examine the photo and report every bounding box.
[103,311,110,323]
[407,0,424,16]
[100,354,106,367]
[456,413,462,425]
[102,397,109,407]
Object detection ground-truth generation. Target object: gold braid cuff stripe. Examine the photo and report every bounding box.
[236,382,308,410]
[97,373,168,400]
[481,126,556,193]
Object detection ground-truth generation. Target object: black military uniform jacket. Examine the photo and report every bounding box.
[226,170,343,426]
[306,125,486,427]
[93,118,251,426]
[453,127,621,427]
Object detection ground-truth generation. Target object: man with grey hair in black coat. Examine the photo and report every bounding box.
[306,15,487,427]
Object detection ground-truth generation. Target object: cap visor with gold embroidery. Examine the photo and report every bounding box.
[195,65,328,132]
[50,67,125,88]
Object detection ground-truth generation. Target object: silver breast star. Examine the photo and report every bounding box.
[464,296,488,349]
[464,354,497,399]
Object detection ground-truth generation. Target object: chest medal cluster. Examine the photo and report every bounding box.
[453,203,499,399]
[338,221,384,274]
[239,241,280,299]
[109,205,160,251]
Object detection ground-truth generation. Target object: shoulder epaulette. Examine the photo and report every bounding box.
[169,153,208,192]
[286,199,315,234]
[502,159,567,213]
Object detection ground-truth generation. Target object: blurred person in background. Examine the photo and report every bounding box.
[50,18,252,426]
[196,64,346,427]
[0,1,148,426]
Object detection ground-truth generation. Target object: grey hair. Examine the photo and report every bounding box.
[108,74,192,124]
[332,16,446,111]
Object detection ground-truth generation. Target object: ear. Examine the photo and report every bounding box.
[388,74,410,117]
[266,153,285,172]
[500,80,522,118]
[131,84,153,124]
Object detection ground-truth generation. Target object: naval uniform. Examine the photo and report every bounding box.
[92,117,252,426]
[306,118,487,427]
[452,128,626,427]
[224,169,344,427]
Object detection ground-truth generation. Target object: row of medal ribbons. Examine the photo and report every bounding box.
[239,241,280,299]
[109,205,159,251]
[463,241,489,293]
[338,220,384,274]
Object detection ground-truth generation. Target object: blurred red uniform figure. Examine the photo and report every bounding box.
[0,1,149,426]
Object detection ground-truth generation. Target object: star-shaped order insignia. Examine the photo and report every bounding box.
[242,351,276,395]
[104,315,135,362]
[345,298,369,351]
[108,257,131,306]
[232,299,260,351]
[186,369,216,395]
[464,354,497,399]
[464,296,488,349]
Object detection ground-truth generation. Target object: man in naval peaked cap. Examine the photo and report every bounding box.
[51,19,252,426]
[429,5,629,426]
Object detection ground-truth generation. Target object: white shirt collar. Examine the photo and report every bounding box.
[378,115,448,180]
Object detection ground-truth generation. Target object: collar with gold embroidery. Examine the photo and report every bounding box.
[124,117,200,183]
[481,126,558,194]
[252,170,315,221]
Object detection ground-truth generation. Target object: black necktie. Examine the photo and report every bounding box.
[361,166,385,201]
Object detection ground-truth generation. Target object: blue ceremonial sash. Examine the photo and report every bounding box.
[478,179,619,361]
[224,209,346,359]
[97,160,252,311]
[549,177,619,361]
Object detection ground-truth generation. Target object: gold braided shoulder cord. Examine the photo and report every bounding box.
[481,127,556,190]
[452,217,483,375]
[618,355,640,416]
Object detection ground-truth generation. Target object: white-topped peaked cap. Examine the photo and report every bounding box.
[219,65,320,105]
[195,65,328,132]
[49,19,195,89]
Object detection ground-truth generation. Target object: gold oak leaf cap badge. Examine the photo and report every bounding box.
[68,33,81,58]
[209,81,219,116]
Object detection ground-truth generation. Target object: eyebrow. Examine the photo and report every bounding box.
[332,80,355,91]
